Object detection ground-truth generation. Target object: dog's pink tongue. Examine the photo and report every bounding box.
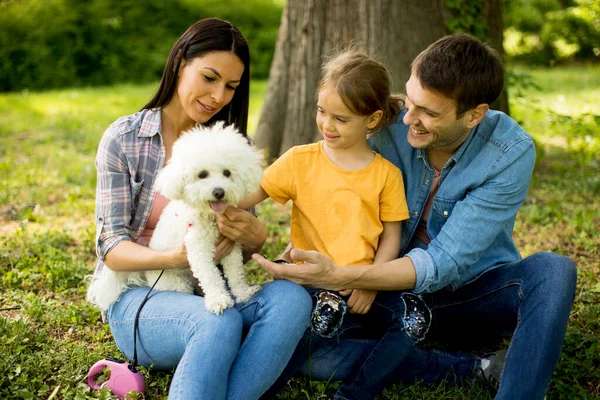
[209,201,227,213]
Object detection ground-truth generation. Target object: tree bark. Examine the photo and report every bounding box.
[483,0,509,115]
[255,0,507,158]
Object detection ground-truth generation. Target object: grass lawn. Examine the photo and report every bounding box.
[1,64,599,399]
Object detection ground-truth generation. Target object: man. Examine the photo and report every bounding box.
[254,34,576,400]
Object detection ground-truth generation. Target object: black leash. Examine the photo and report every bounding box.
[131,269,164,369]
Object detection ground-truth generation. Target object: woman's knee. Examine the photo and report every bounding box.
[184,305,244,344]
[264,280,312,310]
[258,280,312,325]
[110,296,244,369]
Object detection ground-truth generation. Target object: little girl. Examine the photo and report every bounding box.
[240,48,409,326]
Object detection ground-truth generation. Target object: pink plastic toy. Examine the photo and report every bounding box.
[87,358,145,398]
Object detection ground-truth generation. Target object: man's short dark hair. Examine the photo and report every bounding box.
[412,33,504,118]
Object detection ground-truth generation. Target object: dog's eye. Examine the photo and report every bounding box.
[223,169,231,178]
[198,170,209,179]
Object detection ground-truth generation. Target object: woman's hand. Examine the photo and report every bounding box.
[169,242,190,269]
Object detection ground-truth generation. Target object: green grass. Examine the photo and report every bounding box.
[1,65,599,399]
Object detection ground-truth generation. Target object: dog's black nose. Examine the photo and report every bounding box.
[212,188,225,200]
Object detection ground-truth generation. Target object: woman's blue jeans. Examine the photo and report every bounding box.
[263,251,577,400]
[107,280,312,400]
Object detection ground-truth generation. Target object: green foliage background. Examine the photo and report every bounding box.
[0,0,283,92]
[504,0,600,64]
[1,0,598,92]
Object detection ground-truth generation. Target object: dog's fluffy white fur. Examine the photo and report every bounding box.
[87,122,264,314]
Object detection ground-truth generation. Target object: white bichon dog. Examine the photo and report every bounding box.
[87,122,264,314]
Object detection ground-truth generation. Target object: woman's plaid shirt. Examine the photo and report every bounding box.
[93,108,165,277]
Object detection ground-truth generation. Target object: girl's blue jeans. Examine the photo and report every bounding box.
[263,251,577,400]
[107,280,312,400]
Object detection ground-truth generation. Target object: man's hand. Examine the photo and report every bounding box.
[339,289,377,314]
[277,243,294,263]
[252,249,343,290]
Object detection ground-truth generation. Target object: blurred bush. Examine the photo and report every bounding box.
[0,0,283,92]
[504,0,600,65]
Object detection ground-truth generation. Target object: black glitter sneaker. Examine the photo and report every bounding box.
[310,290,347,338]
[473,349,507,392]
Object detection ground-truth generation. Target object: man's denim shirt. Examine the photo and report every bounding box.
[369,109,536,294]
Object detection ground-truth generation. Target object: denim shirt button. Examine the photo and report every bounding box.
[443,211,449,217]
[425,179,430,185]
[413,211,418,217]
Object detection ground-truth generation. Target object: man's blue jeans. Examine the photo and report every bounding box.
[107,280,312,400]
[263,252,577,400]
[262,289,437,400]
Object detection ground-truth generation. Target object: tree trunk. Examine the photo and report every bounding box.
[255,0,507,158]
[483,0,509,115]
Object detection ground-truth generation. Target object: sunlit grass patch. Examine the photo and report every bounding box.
[508,65,600,275]
[509,64,600,158]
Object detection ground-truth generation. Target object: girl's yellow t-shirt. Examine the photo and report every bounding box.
[261,141,409,266]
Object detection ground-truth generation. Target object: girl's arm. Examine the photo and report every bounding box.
[237,186,269,210]
[343,221,402,314]
[373,221,402,264]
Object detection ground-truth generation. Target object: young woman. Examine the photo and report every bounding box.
[87,18,312,400]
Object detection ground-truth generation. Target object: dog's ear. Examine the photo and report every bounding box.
[155,162,185,200]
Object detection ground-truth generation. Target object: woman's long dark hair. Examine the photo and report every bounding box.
[143,18,251,135]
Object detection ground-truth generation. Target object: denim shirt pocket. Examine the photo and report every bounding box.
[429,198,457,236]
[130,178,144,214]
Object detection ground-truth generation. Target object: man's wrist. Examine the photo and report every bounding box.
[329,264,356,291]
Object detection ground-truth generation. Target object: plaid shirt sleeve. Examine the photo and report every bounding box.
[94,125,134,260]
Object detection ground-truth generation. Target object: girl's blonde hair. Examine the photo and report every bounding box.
[318,48,402,133]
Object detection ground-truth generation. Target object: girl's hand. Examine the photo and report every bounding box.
[216,206,267,252]
[339,288,378,314]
